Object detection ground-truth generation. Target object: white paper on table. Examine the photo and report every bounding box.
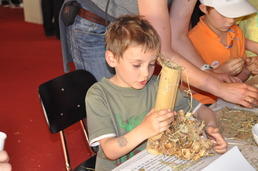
[112,150,220,171]
[113,146,256,171]
[202,146,256,171]
[112,150,188,171]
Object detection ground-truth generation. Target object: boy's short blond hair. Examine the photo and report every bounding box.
[105,15,161,59]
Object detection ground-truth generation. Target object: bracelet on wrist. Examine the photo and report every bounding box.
[200,64,213,71]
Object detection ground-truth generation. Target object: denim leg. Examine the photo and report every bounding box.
[67,16,114,81]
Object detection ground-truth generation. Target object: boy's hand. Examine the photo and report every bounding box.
[205,126,227,154]
[0,151,11,171]
[214,58,245,76]
[141,109,175,138]
[246,56,258,75]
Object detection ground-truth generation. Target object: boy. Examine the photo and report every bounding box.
[188,0,258,104]
[86,15,227,171]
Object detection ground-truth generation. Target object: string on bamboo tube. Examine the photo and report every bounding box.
[179,67,193,113]
[146,56,213,159]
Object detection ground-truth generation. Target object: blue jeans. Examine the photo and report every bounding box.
[67,16,114,81]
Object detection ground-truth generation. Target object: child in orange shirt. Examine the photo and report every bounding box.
[188,0,258,104]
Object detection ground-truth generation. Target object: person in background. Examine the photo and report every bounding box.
[187,0,258,104]
[86,15,227,171]
[239,0,258,78]
[59,0,115,80]
[239,0,258,57]
[59,0,258,107]
[41,0,64,39]
[1,0,22,7]
[0,151,11,171]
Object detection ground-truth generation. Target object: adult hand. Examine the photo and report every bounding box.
[205,126,227,154]
[0,151,11,171]
[219,82,258,108]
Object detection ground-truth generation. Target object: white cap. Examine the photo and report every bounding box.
[200,0,257,18]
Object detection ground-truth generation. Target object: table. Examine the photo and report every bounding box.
[113,99,258,170]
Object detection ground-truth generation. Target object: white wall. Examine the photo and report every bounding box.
[23,0,43,24]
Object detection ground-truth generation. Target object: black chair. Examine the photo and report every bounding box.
[38,70,97,171]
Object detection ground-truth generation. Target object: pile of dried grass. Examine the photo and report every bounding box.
[147,110,213,160]
[245,75,258,88]
[217,108,258,145]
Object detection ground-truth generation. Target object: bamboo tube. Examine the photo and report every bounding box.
[146,58,181,154]
[155,64,181,111]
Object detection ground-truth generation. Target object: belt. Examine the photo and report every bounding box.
[78,8,109,26]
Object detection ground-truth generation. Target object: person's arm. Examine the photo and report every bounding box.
[170,0,205,67]
[138,0,258,108]
[246,39,258,55]
[0,151,11,171]
[137,0,219,90]
[195,105,227,154]
[99,109,174,160]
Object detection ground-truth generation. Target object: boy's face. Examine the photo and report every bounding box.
[108,45,158,89]
[204,8,235,34]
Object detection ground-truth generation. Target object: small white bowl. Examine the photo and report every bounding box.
[252,123,258,145]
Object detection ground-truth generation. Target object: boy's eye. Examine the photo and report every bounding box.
[133,64,141,68]
[149,63,156,67]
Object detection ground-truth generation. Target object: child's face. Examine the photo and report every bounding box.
[204,8,236,34]
[111,45,158,89]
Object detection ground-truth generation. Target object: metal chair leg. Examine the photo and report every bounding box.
[79,120,89,142]
[60,131,71,171]
[80,120,95,153]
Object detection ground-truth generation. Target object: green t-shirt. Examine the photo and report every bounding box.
[86,76,200,171]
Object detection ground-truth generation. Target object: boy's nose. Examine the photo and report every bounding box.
[226,18,235,25]
[142,67,149,78]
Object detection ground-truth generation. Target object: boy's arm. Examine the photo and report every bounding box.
[137,0,258,108]
[194,105,217,127]
[245,39,258,55]
[99,123,149,160]
[195,105,227,153]
[99,109,174,160]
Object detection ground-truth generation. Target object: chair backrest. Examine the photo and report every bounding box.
[38,70,97,133]
[38,70,97,171]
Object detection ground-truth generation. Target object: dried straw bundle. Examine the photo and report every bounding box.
[146,57,212,160]
[147,110,212,160]
[218,108,258,145]
[245,75,258,88]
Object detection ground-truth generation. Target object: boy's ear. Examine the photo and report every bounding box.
[199,4,208,14]
[105,50,117,67]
